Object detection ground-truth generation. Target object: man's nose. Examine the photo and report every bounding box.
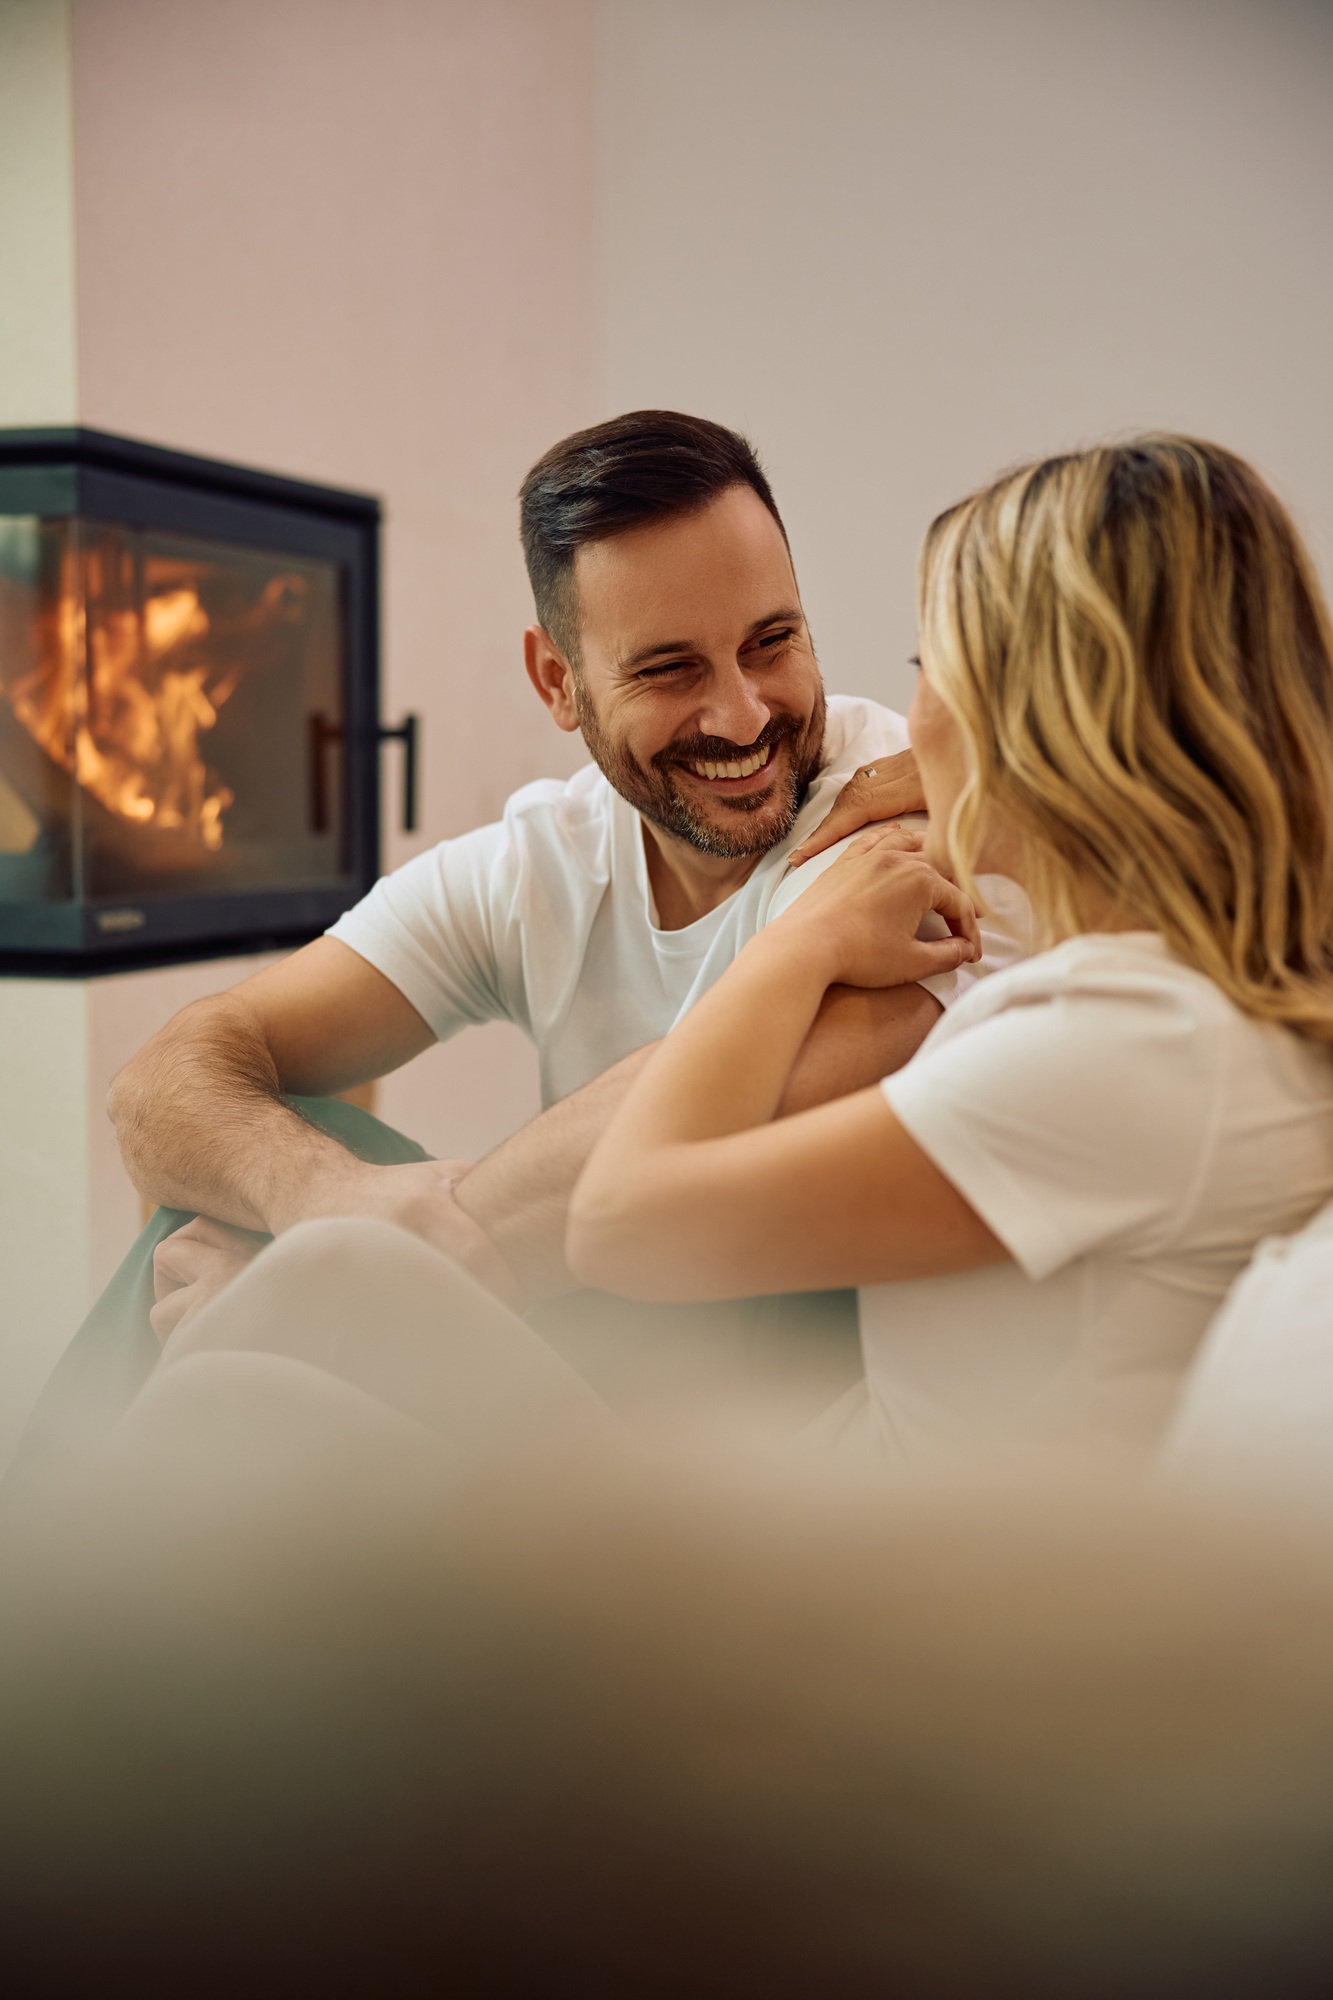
[696,665,772,747]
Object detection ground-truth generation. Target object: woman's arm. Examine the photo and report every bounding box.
[567,832,1009,1301]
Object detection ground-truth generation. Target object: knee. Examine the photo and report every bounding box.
[161,1217,428,1368]
[108,1350,435,1523]
[245,1213,467,1326]
[260,1215,423,1284]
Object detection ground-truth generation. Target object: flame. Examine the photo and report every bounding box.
[82,586,234,850]
[1,541,297,855]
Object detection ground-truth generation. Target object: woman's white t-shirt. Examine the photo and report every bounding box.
[863,934,1333,1459]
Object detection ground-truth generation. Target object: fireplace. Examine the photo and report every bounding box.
[0,428,411,973]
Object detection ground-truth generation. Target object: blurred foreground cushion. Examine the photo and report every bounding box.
[1161,1199,1333,1510]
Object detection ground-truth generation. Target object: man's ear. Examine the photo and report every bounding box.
[524,627,582,733]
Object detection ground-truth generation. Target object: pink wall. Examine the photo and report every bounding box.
[69,0,601,1159]
[71,0,598,856]
[601,0,1333,723]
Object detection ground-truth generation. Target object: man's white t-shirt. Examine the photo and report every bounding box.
[329,695,1028,1106]
[862,933,1333,1459]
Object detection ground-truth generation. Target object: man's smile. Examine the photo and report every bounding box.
[675,742,780,789]
[577,670,827,860]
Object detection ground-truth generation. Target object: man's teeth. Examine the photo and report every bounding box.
[685,748,771,781]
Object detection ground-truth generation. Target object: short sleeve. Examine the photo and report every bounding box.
[882,978,1220,1280]
[326,820,527,1042]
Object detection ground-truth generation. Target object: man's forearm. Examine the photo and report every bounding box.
[453,981,941,1302]
[109,996,368,1233]
[776,981,941,1116]
[453,1044,658,1301]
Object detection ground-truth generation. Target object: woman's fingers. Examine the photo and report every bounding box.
[907,932,980,978]
[849,832,978,956]
[852,824,924,856]
[930,875,982,959]
[788,750,925,865]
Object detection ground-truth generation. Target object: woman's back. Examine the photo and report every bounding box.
[860,932,1333,1458]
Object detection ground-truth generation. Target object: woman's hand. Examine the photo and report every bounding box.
[772,826,980,990]
[788,749,925,866]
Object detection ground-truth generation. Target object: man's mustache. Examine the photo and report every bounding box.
[655,714,804,773]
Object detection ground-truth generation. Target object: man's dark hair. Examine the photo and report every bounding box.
[519,410,788,665]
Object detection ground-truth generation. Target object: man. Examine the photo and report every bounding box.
[63,414,1021,1449]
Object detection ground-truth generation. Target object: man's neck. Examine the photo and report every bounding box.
[640,820,767,931]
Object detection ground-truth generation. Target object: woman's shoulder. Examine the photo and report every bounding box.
[917,931,1333,1105]
[937,932,1234,1026]
[911,933,1269,1090]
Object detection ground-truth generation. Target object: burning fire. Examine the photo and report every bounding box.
[3,539,303,855]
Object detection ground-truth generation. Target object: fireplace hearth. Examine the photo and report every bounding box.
[0,429,408,973]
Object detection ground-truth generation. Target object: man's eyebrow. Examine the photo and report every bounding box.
[743,605,803,640]
[616,607,804,673]
[617,636,696,671]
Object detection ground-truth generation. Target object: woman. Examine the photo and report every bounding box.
[568,438,1333,1460]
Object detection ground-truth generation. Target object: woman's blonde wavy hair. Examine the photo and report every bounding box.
[918,436,1333,1041]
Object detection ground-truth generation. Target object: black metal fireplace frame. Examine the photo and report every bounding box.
[0,427,385,975]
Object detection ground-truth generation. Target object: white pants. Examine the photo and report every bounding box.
[121,1217,625,1486]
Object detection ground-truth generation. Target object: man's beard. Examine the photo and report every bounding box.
[574,681,828,860]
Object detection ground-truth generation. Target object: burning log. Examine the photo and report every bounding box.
[0,534,316,886]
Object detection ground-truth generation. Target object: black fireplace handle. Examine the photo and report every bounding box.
[308,712,341,836]
[378,714,419,834]
[309,712,420,836]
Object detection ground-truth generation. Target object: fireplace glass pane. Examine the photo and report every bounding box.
[0,516,348,908]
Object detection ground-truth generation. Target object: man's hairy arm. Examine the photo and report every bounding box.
[114,991,332,1233]
[113,938,510,1294]
[452,981,939,1301]
[111,938,437,1229]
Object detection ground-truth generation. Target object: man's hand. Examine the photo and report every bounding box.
[295,1157,520,1304]
[787,748,925,867]
[151,1216,267,1344]
[151,1158,519,1345]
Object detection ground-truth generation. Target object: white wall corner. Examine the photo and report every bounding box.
[0,978,93,1471]
[0,0,78,427]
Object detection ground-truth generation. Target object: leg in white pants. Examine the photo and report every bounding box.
[149,1217,624,1468]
